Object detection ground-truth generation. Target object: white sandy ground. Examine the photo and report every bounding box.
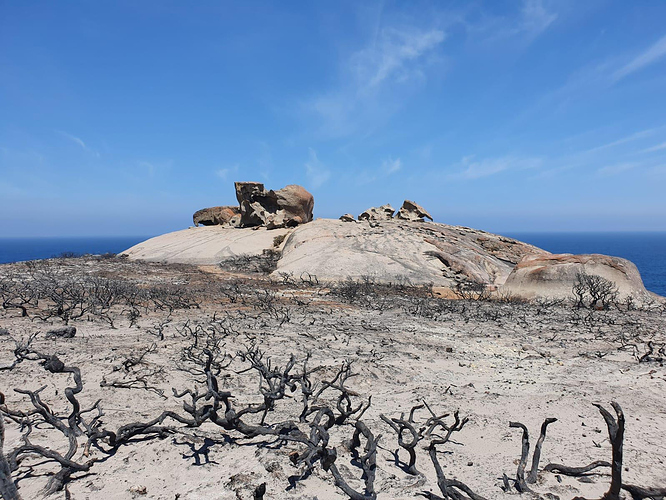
[0,259,665,500]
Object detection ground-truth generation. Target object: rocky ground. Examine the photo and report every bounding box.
[0,256,665,500]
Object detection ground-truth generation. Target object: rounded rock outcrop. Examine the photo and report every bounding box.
[501,253,654,303]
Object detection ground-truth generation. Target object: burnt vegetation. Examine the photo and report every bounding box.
[0,255,665,499]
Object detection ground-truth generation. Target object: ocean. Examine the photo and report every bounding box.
[0,236,151,265]
[0,232,664,297]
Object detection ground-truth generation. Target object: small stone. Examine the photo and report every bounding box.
[46,326,76,338]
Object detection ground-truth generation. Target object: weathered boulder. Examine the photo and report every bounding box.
[274,184,315,226]
[358,204,395,221]
[339,214,355,222]
[501,253,655,304]
[193,206,240,226]
[396,200,433,222]
[235,182,314,229]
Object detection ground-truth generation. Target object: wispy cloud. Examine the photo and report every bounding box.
[356,156,403,185]
[640,141,666,154]
[382,157,402,174]
[582,128,658,155]
[57,130,100,157]
[138,161,156,176]
[135,159,173,178]
[351,27,445,90]
[215,164,239,181]
[472,0,558,43]
[519,0,558,37]
[304,148,331,188]
[455,155,542,180]
[596,162,638,177]
[613,33,666,81]
[304,24,445,138]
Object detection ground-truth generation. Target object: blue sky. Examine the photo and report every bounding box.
[1,0,666,237]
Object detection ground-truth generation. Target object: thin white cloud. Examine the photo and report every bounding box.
[582,128,658,155]
[382,157,402,174]
[520,0,558,37]
[59,131,86,149]
[472,0,558,43]
[640,141,666,154]
[304,148,331,188]
[596,162,638,177]
[138,161,156,176]
[613,33,666,81]
[351,27,445,89]
[216,164,239,180]
[57,130,100,157]
[455,156,542,180]
[356,156,403,185]
[135,159,173,178]
[304,24,445,138]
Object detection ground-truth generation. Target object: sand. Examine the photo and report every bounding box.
[0,256,664,500]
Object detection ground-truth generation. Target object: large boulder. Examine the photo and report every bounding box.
[235,182,314,229]
[395,200,433,222]
[501,253,654,304]
[193,206,240,226]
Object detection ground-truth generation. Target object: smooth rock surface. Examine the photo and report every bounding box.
[272,219,546,286]
[121,226,292,265]
[122,219,546,286]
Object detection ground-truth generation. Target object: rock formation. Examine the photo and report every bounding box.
[235,182,314,229]
[123,218,546,286]
[501,253,653,303]
[358,204,395,221]
[193,206,240,226]
[357,200,432,223]
[136,191,662,302]
[191,182,314,230]
[396,200,433,222]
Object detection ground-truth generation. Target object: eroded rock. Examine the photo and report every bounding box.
[235,182,314,229]
[193,206,240,227]
[339,214,355,222]
[396,200,433,222]
[358,204,395,221]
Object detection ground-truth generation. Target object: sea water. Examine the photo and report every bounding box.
[0,236,151,265]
